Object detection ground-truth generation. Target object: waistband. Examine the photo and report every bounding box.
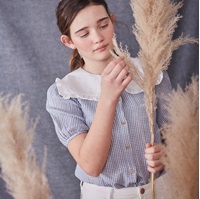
[81,174,166,196]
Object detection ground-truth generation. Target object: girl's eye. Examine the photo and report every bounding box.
[100,24,108,29]
[80,32,89,38]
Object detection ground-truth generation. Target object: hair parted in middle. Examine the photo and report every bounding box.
[56,0,111,71]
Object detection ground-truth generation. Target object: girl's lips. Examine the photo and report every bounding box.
[94,44,108,52]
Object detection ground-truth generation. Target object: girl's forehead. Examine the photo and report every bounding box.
[70,5,108,29]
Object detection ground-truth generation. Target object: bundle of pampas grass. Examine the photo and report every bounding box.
[112,0,198,198]
[0,95,53,199]
[161,77,199,199]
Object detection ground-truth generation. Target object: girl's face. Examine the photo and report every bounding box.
[67,5,114,67]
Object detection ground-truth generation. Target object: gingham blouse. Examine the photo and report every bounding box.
[46,58,172,188]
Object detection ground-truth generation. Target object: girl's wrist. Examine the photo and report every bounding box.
[99,94,119,108]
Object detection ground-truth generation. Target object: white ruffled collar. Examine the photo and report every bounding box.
[56,58,163,101]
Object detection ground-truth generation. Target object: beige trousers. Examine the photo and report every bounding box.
[80,174,169,199]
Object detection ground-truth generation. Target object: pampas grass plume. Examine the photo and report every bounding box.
[162,77,199,199]
[0,95,53,199]
[112,0,198,198]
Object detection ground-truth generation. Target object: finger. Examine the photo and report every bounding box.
[145,151,163,161]
[146,159,163,168]
[147,164,165,174]
[102,57,124,75]
[116,67,130,82]
[121,73,132,86]
[146,143,152,148]
[109,60,127,79]
[145,144,162,154]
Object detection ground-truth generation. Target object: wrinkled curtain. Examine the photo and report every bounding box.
[0,0,198,199]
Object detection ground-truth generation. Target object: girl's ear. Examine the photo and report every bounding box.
[110,14,115,23]
[60,35,76,49]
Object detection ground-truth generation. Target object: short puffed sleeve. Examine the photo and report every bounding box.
[46,83,89,146]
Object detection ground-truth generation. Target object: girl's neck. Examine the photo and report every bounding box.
[83,56,113,75]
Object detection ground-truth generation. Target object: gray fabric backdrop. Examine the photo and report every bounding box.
[0,0,198,199]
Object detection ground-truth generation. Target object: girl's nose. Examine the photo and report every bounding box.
[93,30,104,44]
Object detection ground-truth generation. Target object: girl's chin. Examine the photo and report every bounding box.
[96,54,113,63]
[95,50,113,60]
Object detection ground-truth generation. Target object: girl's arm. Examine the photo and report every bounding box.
[68,57,132,177]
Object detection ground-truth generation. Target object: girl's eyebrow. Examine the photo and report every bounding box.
[74,17,109,34]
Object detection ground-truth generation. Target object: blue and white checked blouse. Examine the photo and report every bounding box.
[46,58,172,189]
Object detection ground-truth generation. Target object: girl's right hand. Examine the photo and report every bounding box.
[101,56,132,103]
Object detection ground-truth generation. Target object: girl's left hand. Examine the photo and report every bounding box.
[145,143,165,173]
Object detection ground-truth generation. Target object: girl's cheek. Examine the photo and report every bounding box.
[74,40,90,50]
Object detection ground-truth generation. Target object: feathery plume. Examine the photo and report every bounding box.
[161,76,199,199]
[0,94,53,199]
[129,0,198,145]
[111,34,144,89]
[112,0,198,198]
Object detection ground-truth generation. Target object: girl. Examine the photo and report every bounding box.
[46,0,172,198]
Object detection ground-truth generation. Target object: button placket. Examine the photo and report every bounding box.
[117,100,136,183]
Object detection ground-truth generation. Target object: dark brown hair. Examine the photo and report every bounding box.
[56,0,111,72]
